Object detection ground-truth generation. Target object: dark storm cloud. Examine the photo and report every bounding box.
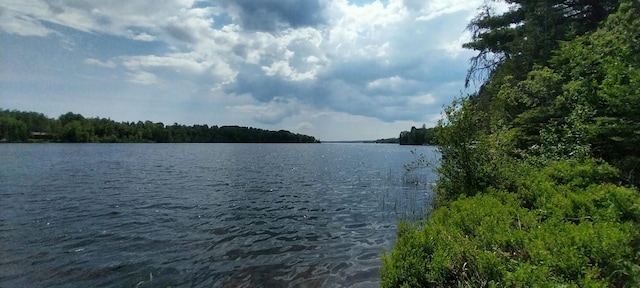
[221,0,327,31]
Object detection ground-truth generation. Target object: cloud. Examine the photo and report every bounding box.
[0,6,52,36]
[127,71,157,85]
[413,0,480,21]
[1,0,501,139]
[0,0,212,41]
[130,32,155,41]
[220,0,327,32]
[408,93,436,105]
[274,108,439,141]
[229,97,301,124]
[84,58,116,68]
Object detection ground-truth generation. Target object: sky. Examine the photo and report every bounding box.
[0,0,506,141]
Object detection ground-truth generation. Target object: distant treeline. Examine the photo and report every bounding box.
[0,109,320,143]
[374,137,399,144]
[398,125,435,145]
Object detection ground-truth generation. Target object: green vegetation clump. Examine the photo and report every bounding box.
[382,159,640,287]
[399,125,436,145]
[376,137,400,144]
[383,1,640,287]
[0,110,320,143]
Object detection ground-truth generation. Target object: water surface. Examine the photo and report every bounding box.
[0,143,436,287]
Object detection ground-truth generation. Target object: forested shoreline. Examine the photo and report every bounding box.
[398,125,436,145]
[0,109,320,143]
[383,1,640,287]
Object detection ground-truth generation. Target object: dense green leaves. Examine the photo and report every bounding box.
[521,2,640,181]
[465,0,623,86]
[383,2,640,287]
[399,125,436,145]
[0,109,320,143]
[382,160,640,287]
[466,1,640,181]
[0,114,29,142]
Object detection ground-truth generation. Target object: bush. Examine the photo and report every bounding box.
[381,159,640,287]
[435,99,521,206]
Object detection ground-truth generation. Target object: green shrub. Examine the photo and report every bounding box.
[381,159,640,287]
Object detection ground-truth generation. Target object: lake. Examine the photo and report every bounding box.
[0,143,437,287]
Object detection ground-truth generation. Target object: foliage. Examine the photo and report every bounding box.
[510,1,640,182]
[382,160,640,287]
[434,98,521,205]
[436,1,640,195]
[0,113,29,142]
[403,149,433,173]
[375,137,400,144]
[464,0,623,86]
[383,2,640,287]
[399,125,436,145]
[0,109,320,143]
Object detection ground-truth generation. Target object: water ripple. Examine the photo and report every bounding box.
[0,143,437,287]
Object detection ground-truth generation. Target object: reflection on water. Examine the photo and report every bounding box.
[0,143,437,287]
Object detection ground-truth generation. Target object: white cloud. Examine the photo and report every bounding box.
[84,58,116,68]
[123,53,207,74]
[130,32,155,41]
[440,30,474,58]
[0,0,213,41]
[1,0,494,139]
[325,0,408,58]
[121,52,237,87]
[367,76,418,91]
[408,93,436,105]
[127,71,158,85]
[414,0,480,22]
[0,7,51,36]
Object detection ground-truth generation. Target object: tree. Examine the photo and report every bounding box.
[399,126,437,145]
[0,109,321,144]
[484,2,640,182]
[383,3,640,286]
[0,113,29,142]
[61,120,94,142]
[58,112,85,126]
[465,0,623,87]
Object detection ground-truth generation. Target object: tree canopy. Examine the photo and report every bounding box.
[459,0,640,186]
[382,1,640,286]
[464,0,623,87]
[0,109,320,144]
[398,125,436,145]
